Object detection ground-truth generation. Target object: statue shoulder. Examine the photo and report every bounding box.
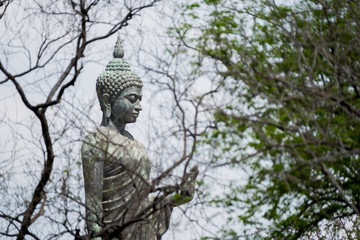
[81,127,112,149]
[81,128,109,164]
[81,127,129,163]
[81,131,99,153]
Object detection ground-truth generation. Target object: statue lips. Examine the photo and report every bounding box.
[132,112,139,118]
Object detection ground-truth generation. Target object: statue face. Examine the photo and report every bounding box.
[110,86,142,124]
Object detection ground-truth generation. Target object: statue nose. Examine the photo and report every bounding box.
[134,100,142,111]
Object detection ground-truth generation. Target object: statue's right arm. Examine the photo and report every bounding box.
[81,133,104,238]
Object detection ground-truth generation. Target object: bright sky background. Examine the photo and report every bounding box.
[0,0,261,239]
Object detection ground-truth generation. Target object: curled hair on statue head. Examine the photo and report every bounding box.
[96,36,143,113]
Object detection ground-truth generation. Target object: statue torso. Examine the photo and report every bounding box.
[82,127,171,240]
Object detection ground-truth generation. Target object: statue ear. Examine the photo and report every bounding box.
[102,93,111,118]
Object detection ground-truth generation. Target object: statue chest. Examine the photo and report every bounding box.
[99,131,152,223]
[102,134,151,181]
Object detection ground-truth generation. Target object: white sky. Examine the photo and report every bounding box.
[0,0,268,239]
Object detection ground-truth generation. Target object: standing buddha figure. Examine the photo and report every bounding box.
[81,37,198,240]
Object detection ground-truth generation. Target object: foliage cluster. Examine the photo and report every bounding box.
[174,0,360,238]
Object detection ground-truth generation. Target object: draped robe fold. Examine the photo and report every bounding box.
[82,127,172,240]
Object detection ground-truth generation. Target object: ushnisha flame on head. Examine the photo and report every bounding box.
[96,36,143,110]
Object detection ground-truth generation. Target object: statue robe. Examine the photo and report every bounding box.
[81,127,172,240]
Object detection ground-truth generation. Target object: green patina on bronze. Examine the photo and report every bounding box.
[81,37,198,240]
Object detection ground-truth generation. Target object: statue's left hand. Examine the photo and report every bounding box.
[170,166,199,206]
[180,165,199,198]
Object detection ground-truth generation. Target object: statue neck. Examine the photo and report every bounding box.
[100,117,127,136]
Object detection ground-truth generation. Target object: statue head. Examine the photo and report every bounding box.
[96,37,143,126]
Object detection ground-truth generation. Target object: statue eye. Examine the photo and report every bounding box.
[126,95,137,103]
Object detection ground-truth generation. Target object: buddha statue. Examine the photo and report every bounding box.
[81,37,198,240]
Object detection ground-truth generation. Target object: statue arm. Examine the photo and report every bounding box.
[146,166,198,237]
[81,134,104,239]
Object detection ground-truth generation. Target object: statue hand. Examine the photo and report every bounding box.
[170,166,199,206]
[180,165,199,198]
